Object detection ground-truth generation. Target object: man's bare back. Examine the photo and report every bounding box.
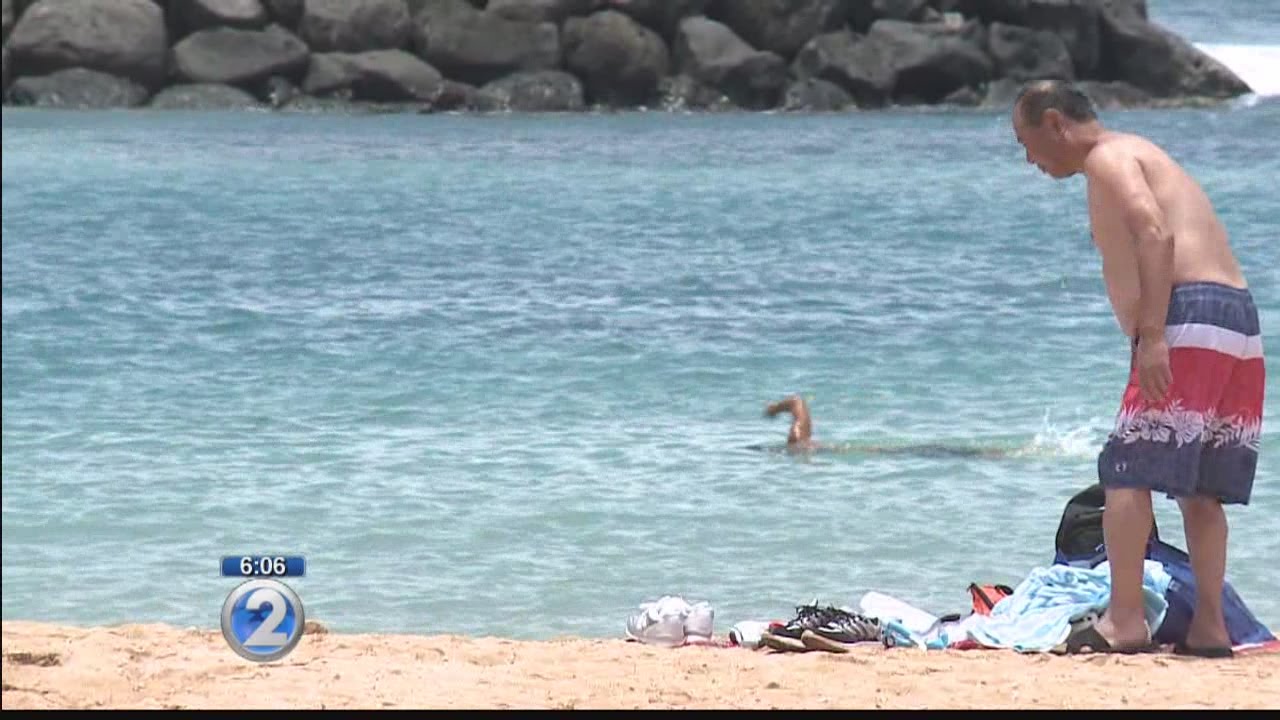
[1084,132,1247,337]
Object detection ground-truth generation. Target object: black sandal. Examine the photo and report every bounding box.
[1064,621,1158,655]
[1173,642,1234,659]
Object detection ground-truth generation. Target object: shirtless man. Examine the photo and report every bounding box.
[1012,80,1264,657]
[761,395,1005,458]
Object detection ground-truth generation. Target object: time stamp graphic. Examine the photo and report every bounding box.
[220,555,307,662]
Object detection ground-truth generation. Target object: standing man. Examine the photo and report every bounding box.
[1011,80,1264,657]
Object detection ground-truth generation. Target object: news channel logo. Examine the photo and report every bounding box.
[220,579,305,662]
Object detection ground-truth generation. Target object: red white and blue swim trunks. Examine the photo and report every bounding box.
[1099,282,1265,505]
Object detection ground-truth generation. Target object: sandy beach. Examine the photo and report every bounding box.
[2,621,1277,710]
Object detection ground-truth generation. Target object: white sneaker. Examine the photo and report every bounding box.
[626,596,689,647]
[625,596,716,647]
[684,601,714,640]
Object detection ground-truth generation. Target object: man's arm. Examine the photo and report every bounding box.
[1087,147,1174,342]
[1086,143,1175,402]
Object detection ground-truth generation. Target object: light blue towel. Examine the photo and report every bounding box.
[960,560,1172,653]
[880,560,1174,652]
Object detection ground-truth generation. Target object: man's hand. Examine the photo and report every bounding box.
[1136,334,1173,404]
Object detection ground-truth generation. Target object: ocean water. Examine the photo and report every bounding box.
[3,4,1279,640]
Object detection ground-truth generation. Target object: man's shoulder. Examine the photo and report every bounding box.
[1083,132,1164,180]
[1086,133,1138,163]
[1094,132,1171,165]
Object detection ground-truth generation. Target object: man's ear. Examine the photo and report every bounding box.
[1043,108,1066,138]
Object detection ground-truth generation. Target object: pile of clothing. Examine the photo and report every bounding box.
[622,484,1277,657]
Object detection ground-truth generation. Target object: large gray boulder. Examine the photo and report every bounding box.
[980,76,1023,109]
[987,21,1074,81]
[176,0,270,34]
[867,19,993,103]
[172,24,310,89]
[424,78,480,110]
[792,30,894,107]
[705,0,846,59]
[477,69,584,111]
[7,0,167,87]
[563,10,667,107]
[486,0,603,24]
[411,0,560,86]
[656,73,733,111]
[982,75,1153,110]
[1099,0,1147,21]
[302,49,443,101]
[1077,79,1153,109]
[262,0,303,28]
[405,0,486,12]
[673,16,787,110]
[148,83,263,109]
[951,0,1101,78]
[1098,3,1251,98]
[607,0,707,37]
[847,0,932,31]
[6,67,149,108]
[782,77,854,111]
[299,0,412,53]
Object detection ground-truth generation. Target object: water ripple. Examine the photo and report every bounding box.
[3,106,1279,637]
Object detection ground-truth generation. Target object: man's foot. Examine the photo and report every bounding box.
[1093,612,1154,650]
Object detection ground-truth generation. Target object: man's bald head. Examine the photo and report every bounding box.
[1014,80,1098,127]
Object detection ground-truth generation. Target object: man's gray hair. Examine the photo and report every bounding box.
[1015,80,1098,126]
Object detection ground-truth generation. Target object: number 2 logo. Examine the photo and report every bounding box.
[242,588,290,647]
[221,579,305,662]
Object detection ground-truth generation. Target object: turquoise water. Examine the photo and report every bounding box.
[5,0,1280,637]
[5,104,1277,638]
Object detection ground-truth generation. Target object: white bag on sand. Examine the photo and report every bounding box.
[859,591,940,636]
[728,621,771,649]
[626,596,715,647]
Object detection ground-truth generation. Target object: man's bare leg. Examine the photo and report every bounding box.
[1097,487,1156,648]
[1178,495,1232,650]
[764,395,812,448]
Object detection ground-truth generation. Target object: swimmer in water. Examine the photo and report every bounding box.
[764,395,819,451]
[759,395,1007,458]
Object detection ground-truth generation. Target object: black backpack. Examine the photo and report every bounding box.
[1053,483,1159,566]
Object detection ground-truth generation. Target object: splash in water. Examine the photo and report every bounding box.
[1011,409,1109,459]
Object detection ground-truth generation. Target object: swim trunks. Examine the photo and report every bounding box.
[1098,282,1265,505]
